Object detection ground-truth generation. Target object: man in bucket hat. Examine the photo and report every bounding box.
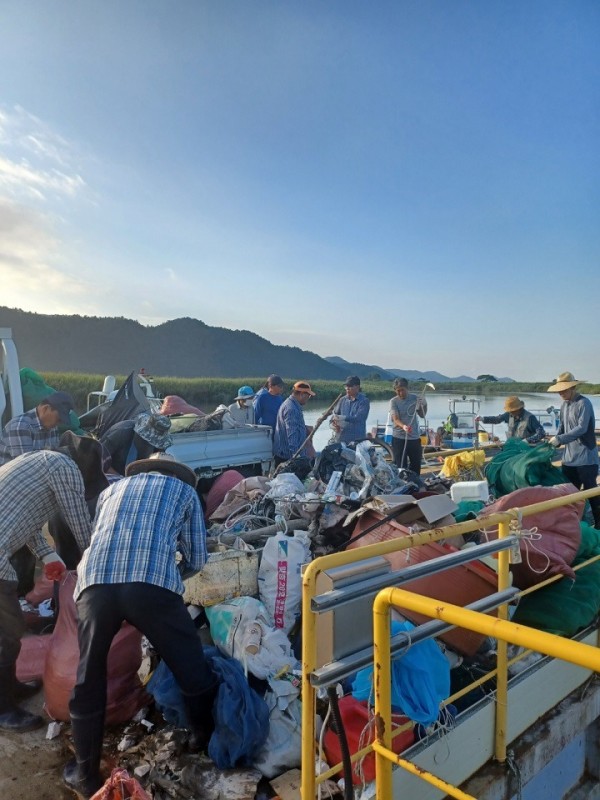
[100,411,172,475]
[476,396,545,444]
[64,452,218,797]
[547,372,600,529]
[228,385,255,425]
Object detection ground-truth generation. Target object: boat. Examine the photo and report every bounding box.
[529,404,560,435]
[443,397,482,449]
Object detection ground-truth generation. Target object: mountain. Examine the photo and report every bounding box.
[0,307,347,379]
[324,356,397,381]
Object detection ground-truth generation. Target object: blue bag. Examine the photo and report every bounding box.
[351,620,450,726]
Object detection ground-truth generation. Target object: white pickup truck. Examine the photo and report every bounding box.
[0,327,274,478]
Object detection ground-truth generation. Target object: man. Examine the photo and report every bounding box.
[64,452,218,798]
[0,391,74,466]
[273,380,316,465]
[253,374,285,431]
[330,376,370,443]
[100,411,172,475]
[0,438,105,732]
[389,377,427,475]
[228,385,256,425]
[476,396,545,444]
[547,372,600,529]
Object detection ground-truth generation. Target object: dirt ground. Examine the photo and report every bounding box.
[0,690,74,800]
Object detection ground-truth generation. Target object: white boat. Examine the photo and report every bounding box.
[445,397,481,449]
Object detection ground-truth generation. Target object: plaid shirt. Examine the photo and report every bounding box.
[0,409,60,466]
[274,396,308,459]
[0,451,92,582]
[75,473,207,600]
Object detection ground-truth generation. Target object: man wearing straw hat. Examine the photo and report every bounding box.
[547,372,600,529]
[476,396,545,444]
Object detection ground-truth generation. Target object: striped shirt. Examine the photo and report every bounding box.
[75,473,207,600]
[333,392,370,443]
[0,409,60,466]
[273,396,308,459]
[0,451,92,582]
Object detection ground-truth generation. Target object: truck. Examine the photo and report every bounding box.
[0,327,274,478]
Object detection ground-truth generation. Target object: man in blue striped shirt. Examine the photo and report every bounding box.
[64,453,218,798]
[330,376,370,443]
[0,392,74,466]
[273,381,316,463]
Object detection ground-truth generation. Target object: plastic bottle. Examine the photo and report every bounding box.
[243,622,262,654]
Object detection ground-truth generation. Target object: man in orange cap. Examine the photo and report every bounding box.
[273,381,316,467]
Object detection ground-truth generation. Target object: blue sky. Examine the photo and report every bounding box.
[1,1,599,381]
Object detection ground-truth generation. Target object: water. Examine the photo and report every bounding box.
[303,391,600,452]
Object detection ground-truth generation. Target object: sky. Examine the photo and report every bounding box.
[0,1,599,382]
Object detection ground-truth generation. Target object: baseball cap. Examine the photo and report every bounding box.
[267,374,284,387]
[344,375,361,387]
[293,381,316,397]
[40,391,74,425]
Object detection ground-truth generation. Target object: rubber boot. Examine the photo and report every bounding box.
[0,664,44,732]
[62,711,105,799]
[184,680,219,753]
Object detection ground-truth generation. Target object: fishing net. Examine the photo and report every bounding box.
[484,439,566,497]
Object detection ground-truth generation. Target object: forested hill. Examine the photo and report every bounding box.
[0,307,347,379]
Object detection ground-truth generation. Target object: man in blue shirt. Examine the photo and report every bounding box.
[0,391,74,466]
[64,453,218,798]
[253,374,285,431]
[273,381,315,464]
[330,376,370,443]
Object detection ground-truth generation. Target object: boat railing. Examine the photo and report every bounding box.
[301,485,600,800]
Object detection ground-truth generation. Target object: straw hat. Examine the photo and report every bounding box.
[504,396,524,413]
[547,372,584,393]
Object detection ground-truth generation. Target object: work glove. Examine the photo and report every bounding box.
[42,552,67,582]
[548,436,560,448]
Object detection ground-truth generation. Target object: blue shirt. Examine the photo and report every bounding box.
[75,472,207,599]
[253,388,283,430]
[556,394,599,468]
[273,396,307,459]
[0,408,60,466]
[333,392,370,442]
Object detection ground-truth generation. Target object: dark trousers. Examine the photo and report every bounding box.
[562,463,600,528]
[392,437,423,475]
[70,583,215,718]
[0,580,25,672]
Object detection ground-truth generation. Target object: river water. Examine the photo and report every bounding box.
[303,391,600,452]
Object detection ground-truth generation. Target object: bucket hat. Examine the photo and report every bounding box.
[503,396,525,413]
[125,452,197,488]
[57,431,110,499]
[235,385,255,401]
[133,412,172,449]
[547,372,584,393]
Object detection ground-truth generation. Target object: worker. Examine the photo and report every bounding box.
[330,376,370,443]
[228,385,255,425]
[389,378,427,475]
[547,372,600,529]
[63,452,218,797]
[475,396,545,444]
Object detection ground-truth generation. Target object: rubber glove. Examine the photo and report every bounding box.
[42,552,67,582]
[548,436,560,447]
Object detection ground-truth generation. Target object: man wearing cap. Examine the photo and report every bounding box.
[0,435,106,733]
[228,385,256,425]
[64,452,218,797]
[253,374,285,431]
[0,391,75,467]
[389,377,427,475]
[331,376,370,444]
[475,397,545,444]
[100,411,172,475]
[547,372,600,529]
[273,381,316,465]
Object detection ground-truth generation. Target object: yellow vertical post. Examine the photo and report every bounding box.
[374,589,394,800]
[494,519,510,762]
[301,563,318,800]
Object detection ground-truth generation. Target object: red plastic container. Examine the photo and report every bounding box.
[349,510,498,656]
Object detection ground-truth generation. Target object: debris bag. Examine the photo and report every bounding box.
[478,484,583,589]
[159,395,204,416]
[252,693,302,778]
[16,634,52,682]
[25,573,55,606]
[258,531,311,634]
[205,470,245,519]
[95,372,150,439]
[484,438,566,497]
[44,572,147,723]
[351,620,450,726]
[90,768,151,800]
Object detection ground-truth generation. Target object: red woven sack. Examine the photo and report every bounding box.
[90,768,151,800]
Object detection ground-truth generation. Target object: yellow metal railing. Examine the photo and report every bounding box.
[301,485,600,800]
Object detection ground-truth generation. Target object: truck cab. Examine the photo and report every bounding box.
[0,328,24,434]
